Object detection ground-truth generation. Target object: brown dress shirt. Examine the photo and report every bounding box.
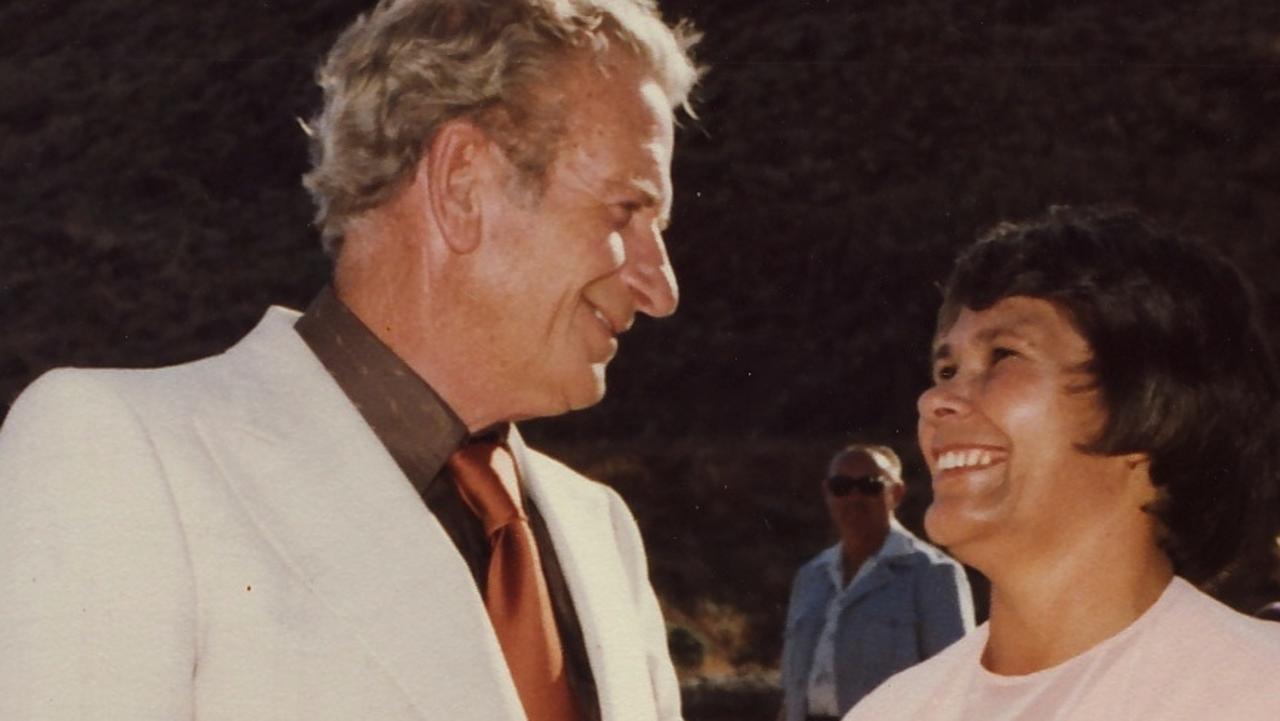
[294,287,599,720]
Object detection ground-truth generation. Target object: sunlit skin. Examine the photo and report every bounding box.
[917,296,1171,675]
[823,451,904,585]
[461,51,678,417]
[334,47,678,431]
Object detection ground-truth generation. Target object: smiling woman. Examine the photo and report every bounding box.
[920,294,1126,575]
[844,205,1280,721]
[932,207,1279,587]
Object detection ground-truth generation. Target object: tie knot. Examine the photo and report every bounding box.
[447,441,525,535]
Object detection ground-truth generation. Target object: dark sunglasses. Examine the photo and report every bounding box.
[826,474,887,497]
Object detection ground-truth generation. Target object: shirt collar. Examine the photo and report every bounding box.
[295,286,468,486]
[822,521,915,590]
[880,520,914,558]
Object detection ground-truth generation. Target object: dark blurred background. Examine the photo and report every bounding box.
[4,0,1280,716]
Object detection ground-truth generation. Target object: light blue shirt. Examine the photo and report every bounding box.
[805,524,914,714]
[780,524,975,721]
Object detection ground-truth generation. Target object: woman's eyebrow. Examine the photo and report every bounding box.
[931,319,1041,361]
[977,318,1041,346]
[931,342,953,364]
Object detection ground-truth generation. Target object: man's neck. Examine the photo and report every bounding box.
[334,220,521,434]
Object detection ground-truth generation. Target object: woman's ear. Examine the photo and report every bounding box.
[1122,452,1159,503]
[1124,452,1150,471]
[423,118,488,254]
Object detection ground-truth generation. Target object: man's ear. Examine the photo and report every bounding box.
[888,481,906,510]
[422,118,488,254]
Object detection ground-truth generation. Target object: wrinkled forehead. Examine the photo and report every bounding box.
[554,47,675,136]
[544,50,676,203]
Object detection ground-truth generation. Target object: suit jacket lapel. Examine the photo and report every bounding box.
[842,562,894,607]
[841,527,921,607]
[509,431,656,721]
[194,307,525,721]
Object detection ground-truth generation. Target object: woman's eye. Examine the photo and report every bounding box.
[991,347,1017,363]
[933,364,957,382]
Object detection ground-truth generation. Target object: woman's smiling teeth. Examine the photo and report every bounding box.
[937,449,997,471]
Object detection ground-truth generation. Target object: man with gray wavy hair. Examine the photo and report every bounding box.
[0,2,700,720]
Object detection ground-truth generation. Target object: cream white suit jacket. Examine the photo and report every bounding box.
[0,307,681,721]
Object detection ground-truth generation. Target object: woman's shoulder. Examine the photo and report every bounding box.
[842,623,988,720]
[1126,579,1280,719]
[1157,577,1280,663]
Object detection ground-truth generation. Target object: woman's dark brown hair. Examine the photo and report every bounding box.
[940,205,1280,585]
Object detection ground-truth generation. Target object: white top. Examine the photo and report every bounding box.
[844,577,1280,721]
[806,526,913,715]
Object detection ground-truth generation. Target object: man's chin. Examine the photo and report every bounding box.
[564,365,609,411]
[512,367,608,421]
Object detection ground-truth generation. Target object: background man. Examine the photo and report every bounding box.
[779,444,973,721]
[0,1,699,720]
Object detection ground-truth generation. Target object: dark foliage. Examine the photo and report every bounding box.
[4,0,1280,676]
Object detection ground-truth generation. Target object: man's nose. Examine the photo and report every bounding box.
[621,224,679,318]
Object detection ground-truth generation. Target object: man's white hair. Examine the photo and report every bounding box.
[303,0,701,254]
[834,443,905,484]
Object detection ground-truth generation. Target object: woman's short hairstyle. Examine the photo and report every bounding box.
[303,0,701,254]
[939,205,1280,585]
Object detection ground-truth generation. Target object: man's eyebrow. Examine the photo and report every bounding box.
[656,210,671,232]
[621,177,670,230]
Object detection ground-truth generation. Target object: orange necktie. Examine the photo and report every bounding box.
[447,442,583,721]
